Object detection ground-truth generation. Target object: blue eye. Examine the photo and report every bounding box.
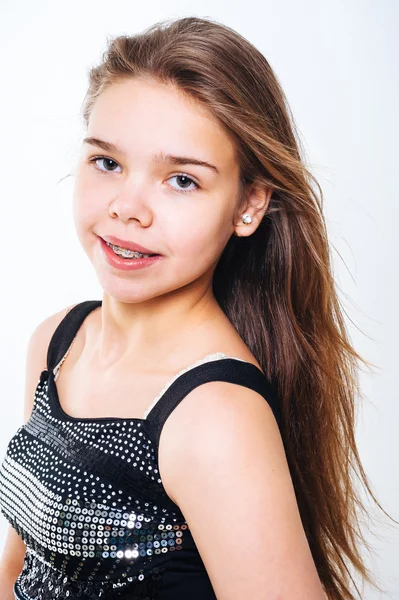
[168,174,199,193]
[89,156,200,194]
[90,156,122,173]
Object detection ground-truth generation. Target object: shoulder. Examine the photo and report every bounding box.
[23,302,79,421]
[158,381,324,598]
[159,378,286,506]
[26,302,78,369]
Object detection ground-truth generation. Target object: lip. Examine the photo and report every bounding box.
[100,235,159,255]
[99,237,164,271]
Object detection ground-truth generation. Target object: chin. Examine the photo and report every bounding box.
[94,272,162,305]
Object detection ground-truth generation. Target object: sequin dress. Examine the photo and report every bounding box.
[0,300,282,600]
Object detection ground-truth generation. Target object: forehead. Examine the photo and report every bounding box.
[87,77,238,169]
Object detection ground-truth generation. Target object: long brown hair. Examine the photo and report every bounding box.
[81,16,396,599]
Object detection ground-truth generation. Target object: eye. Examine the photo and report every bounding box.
[167,174,199,193]
[90,156,122,173]
[87,158,199,192]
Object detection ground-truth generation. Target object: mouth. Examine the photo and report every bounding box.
[99,235,161,259]
[104,240,159,259]
[99,236,164,270]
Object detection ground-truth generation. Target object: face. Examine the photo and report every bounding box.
[73,77,242,304]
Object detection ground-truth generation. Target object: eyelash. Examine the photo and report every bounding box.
[88,155,200,194]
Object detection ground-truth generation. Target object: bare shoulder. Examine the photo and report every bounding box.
[159,381,325,599]
[159,379,285,500]
[23,302,78,422]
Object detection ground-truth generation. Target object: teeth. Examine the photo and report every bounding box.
[105,241,152,258]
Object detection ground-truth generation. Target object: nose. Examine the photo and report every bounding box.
[108,180,153,226]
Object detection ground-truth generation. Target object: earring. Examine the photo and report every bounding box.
[241,213,252,224]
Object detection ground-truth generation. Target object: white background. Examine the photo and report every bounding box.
[0,1,398,598]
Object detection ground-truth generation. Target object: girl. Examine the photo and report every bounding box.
[0,15,390,600]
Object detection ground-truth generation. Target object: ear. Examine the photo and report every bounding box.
[233,183,273,237]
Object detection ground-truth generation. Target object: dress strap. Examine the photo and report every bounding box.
[46,300,102,377]
[147,357,282,449]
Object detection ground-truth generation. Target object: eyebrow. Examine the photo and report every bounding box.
[83,136,220,174]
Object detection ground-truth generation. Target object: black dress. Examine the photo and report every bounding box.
[0,300,282,599]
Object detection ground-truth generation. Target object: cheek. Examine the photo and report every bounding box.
[172,217,228,265]
[72,172,103,231]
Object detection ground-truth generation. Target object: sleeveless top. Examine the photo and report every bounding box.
[0,300,282,600]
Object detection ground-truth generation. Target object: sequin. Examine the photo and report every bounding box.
[0,348,242,600]
[0,369,201,599]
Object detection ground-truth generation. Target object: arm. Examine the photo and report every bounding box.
[159,380,326,600]
[0,527,26,600]
[0,303,77,598]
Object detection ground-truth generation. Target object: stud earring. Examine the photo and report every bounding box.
[241,213,252,224]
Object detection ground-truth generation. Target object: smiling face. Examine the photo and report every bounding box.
[73,77,243,304]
